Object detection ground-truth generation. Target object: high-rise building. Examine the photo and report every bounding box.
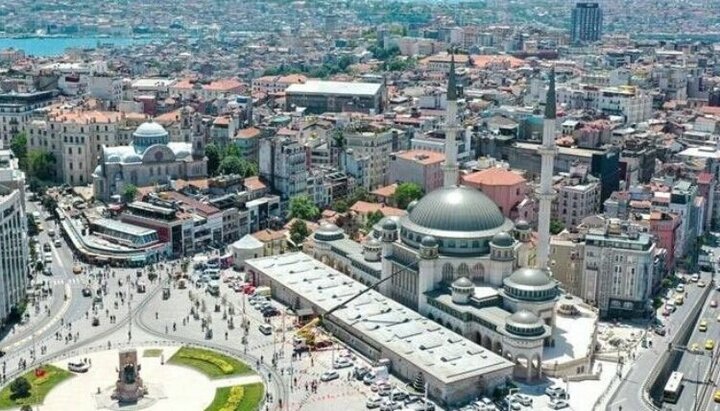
[0,150,28,325]
[571,2,603,44]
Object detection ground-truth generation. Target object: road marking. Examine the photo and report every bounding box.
[1,283,72,351]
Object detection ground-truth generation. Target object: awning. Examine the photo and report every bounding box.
[131,255,146,262]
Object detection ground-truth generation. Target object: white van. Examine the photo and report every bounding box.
[258,324,272,335]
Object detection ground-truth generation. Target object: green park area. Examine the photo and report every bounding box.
[0,365,73,409]
[168,346,253,378]
[205,383,264,411]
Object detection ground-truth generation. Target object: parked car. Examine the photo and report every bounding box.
[364,372,377,385]
[654,325,667,336]
[354,366,371,380]
[320,370,339,381]
[366,395,383,409]
[379,400,401,411]
[333,357,353,369]
[389,390,407,401]
[408,402,435,411]
[511,393,533,406]
[676,284,685,292]
[545,386,567,399]
[67,361,90,373]
[690,274,700,282]
[258,324,272,335]
[712,300,718,308]
[699,280,707,287]
[548,399,569,409]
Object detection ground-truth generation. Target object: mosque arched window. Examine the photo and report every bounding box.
[442,263,454,283]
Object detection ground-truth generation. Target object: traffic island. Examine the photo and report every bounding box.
[0,365,73,409]
[168,346,254,378]
[205,382,264,411]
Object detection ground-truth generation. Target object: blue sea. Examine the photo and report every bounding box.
[0,36,151,57]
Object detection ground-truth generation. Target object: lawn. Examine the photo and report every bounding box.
[205,383,265,411]
[143,349,163,358]
[168,346,254,378]
[0,365,73,409]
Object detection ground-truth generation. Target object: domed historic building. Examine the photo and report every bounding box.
[311,64,597,382]
[93,119,207,201]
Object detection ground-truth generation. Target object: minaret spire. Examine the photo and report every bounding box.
[443,50,459,187]
[536,67,558,270]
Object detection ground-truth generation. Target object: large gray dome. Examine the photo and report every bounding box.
[506,267,553,287]
[407,186,506,232]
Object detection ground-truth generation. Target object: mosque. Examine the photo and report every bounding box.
[312,60,598,381]
[93,109,207,202]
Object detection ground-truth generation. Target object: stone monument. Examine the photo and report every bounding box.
[112,349,147,403]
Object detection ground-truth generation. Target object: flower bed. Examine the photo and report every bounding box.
[168,347,253,378]
[206,383,264,411]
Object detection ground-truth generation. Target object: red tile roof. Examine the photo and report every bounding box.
[462,168,526,186]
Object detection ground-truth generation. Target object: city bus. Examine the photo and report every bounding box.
[663,371,684,403]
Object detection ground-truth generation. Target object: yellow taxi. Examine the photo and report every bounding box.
[714,390,720,403]
[706,339,715,350]
[675,295,685,305]
[699,320,708,332]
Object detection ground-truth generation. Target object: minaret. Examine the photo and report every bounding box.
[443,53,459,187]
[536,68,557,270]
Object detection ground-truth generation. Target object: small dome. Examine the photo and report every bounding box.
[382,219,398,231]
[515,219,530,231]
[508,310,541,325]
[452,276,473,288]
[421,235,438,248]
[134,121,168,138]
[492,232,514,247]
[365,238,382,248]
[93,165,102,176]
[407,200,419,212]
[122,153,142,163]
[314,223,344,242]
[506,267,553,288]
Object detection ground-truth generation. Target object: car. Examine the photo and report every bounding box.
[258,324,272,335]
[676,284,686,292]
[548,399,569,409]
[706,339,716,350]
[320,370,339,381]
[508,402,522,411]
[699,280,707,287]
[389,390,407,401]
[700,320,708,332]
[377,383,393,396]
[364,372,377,385]
[691,274,700,282]
[662,308,672,316]
[692,343,701,352]
[511,393,533,406]
[333,357,353,369]
[714,390,720,403]
[379,400,401,411]
[675,295,685,305]
[409,402,435,411]
[67,361,90,373]
[404,394,421,405]
[262,309,280,318]
[354,366,371,380]
[367,395,383,409]
[713,300,718,308]
[654,325,667,336]
[545,386,567,398]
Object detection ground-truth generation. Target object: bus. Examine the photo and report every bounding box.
[663,371,684,403]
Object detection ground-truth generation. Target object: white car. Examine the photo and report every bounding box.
[366,395,383,409]
[377,383,393,396]
[691,274,700,282]
[545,385,567,398]
[549,399,569,409]
[379,400,401,411]
[511,393,533,406]
[333,357,354,369]
[676,284,685,292]
[320,370,339,381]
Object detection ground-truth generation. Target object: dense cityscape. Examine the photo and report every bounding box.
[0,1,718,410]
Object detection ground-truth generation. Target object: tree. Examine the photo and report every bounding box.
[10,132,27,170]
[332,199,349,213]
[549,219,565,235]
[224,144,241,158]
[27,149,56,181]
[205,143,222,176]
[122,184,139,203]
[392,182,424,209]
[288,195,319,221]
[289,219,310,245]
[365,210,385,230]
[10,376,31,399]
[219,155,245,176]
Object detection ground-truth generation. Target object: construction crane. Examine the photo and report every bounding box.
[293,258,419,351]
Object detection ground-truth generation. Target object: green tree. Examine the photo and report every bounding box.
[219,155,245,176]
[289,219,311,245]
[10,132,27,170]
[365,210,385,230]
[122,184,139,203]
[288,195,319,221]
[10,376,31,399]
[392,182,424,209]
[332,199,349,213]
[550,219,565,235]
[27,149,56,181]
[244,161,258,177]
[225,144,241,158]
[205,143,222,176]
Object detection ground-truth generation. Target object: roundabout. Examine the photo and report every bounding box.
[2,345,263,411]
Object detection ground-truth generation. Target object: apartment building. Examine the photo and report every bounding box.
[251,74,307,95]
[389,149,444,193]
[556,84,652,125]
[555,165,601,228]
[344,126,393,190]
[259,136,308,204]
[0,90,57,146]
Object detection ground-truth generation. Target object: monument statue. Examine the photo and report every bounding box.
[112,349,147,403]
